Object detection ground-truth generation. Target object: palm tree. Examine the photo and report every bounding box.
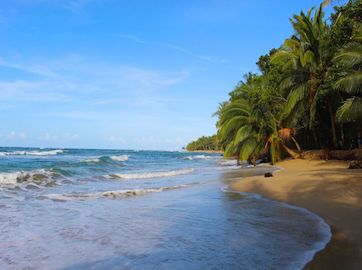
[271,4,339,148]
[322,0,339,7]
[216,76,301,165]
[216,97,259,163]
[333,24,362,122]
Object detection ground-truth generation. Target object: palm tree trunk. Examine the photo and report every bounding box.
[339,124,345,149]
[252,156,256,166]
[281,143,299,159]
[327,98,338,149]
[312,129,319,148]
[291,136,302,158]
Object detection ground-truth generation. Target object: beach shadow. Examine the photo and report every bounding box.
[287,173,362,270]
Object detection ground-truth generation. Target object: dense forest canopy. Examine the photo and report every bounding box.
[185,135,221,151]
[187,0,362,163]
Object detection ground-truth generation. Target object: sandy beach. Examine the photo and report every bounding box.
[231,159,362,270]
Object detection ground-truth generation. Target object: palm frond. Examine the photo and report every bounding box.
[333,42,362,67]
[233,125,253,146]
[337,97,362,122]
[335,71,362,94]
[283,84,308,117]
[239,137,258,161]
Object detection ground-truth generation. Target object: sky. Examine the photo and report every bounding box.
[0,0,341,150]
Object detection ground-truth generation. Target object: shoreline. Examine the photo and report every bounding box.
[230,159,362,270]
[186,150,224,154]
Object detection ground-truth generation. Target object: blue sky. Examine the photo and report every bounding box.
[0,0,341,150]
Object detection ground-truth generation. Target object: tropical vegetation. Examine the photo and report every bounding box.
[185,135,221,151]
[187,0,362,164]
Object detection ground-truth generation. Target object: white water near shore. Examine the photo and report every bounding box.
[0,149,63,156]
[0,148,331,269]
[107,168,195,180]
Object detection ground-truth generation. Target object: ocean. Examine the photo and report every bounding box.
[0,147,331,269]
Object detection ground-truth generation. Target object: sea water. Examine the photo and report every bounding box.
[0,147,331,270]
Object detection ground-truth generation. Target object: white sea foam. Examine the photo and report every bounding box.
[109,155,129,162]
[218,159,238,166]
[0,149,63,156]
[103,184,194,198]
[0,169,55,186]
[0,172,21,185]
[42,184,194,201]
[41,193,95,201]
[81,155,129,163]
[184,155,216,160]
[107,168,194,180]
[82,158,101,163]
[103,187,169,198]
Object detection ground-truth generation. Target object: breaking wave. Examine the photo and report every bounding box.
[218,159,239,166]
[41,184,194,201]
[0,149,63,157]
[109,155,129,162]
[184,155,216,160]
[0,169,61,186]
[106,168,194,180]
[81,155,129,163]
[82,158,102,163]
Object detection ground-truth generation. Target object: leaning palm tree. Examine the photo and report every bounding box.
[333,24,362,122]
[216,98,259,163]
[216,76,301,165]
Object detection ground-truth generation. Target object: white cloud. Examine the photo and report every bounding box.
[0,58,59,78]
[114,33,227,64]
[39,133,58,141]
[0,131,27,140]
[38,132,80,141]
[165,43,214,62]
[0,55,189,106]
[116,34,145,44]
[0,80,71,102]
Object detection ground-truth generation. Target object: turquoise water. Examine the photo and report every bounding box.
[0,147,330,269]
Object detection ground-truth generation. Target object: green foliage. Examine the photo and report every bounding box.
[186,135,221,151]
[215,75,300,164]
[334,24,362,122]
[187,0,362,157]
[271,4,330,130]
[329,0,362,50]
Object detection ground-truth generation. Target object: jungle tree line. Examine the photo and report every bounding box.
[213,0,361,164]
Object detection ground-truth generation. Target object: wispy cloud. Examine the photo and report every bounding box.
[0,57,59,78]
[38,132,80,141]
[165,43,228,63]
[0,131,27,140]
[0,55,189,108]
[0,80,71,102]
[115,33,228,64]
[165,43,214,62]
[116,34,145,44]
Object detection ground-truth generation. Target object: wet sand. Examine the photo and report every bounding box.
[230,159,362,269]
